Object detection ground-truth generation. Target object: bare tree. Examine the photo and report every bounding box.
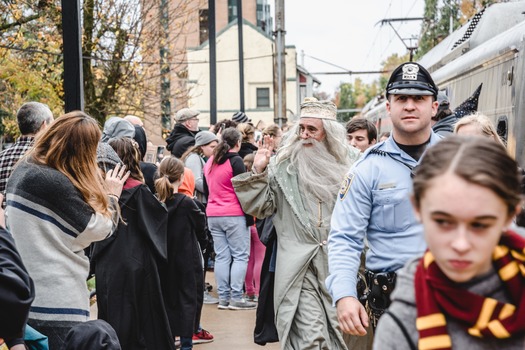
[0,0,199,129]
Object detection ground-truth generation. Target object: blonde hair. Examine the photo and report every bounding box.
[155,156,185,202]
[28,111,112,217]
[454,113,505,146]
[181,144,204,162]
[262,124,281,138]
[237,122,255,143]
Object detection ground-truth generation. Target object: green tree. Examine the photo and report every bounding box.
[335,78,381,123]
[0,1,63,141]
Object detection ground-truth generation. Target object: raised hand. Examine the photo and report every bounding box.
[105,163,130,198]
[253,135,274,173]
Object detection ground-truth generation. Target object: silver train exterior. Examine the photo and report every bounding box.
[363,1,525,167]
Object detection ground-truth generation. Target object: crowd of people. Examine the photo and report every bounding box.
[1,60,524,350]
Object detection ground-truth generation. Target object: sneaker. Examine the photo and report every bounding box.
[217,299,229,310]
[203,291,219,304]
[246,294,258,302]
[192,329,214,344]
[228,298,257,310]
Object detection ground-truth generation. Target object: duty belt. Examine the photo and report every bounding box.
[356,269,397,327]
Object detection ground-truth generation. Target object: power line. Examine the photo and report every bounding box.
[304,54,388,76]
[310,70,387,76]
[0,44,273,66]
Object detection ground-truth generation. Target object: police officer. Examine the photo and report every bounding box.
[326,62,442,338]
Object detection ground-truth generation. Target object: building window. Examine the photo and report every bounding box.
[257,88,270,108]
[199,9,209,44]
[228,0,237,23]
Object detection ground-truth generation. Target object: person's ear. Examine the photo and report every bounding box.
[39,120,49,132]
[505,203,523,229]
[410,195,422,222]
[370,138,377,146]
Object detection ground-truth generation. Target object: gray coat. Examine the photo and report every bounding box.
[233,157,366,350]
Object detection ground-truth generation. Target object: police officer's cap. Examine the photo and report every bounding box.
[386,62,438,99]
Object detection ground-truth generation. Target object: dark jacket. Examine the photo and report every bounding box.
[0,227,35,348]
[91,180,175,350]
[166,124,198,158]
[432,114,458,137]
[161,194,207,337]
[238,142,258,159]
[133,125,158,193]
[140,161,158,193]
[64,320,121,350]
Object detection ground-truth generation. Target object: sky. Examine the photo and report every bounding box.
[279,0,425,97]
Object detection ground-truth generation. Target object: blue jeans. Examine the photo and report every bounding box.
[208,216,250,301]
[180,336,192,350]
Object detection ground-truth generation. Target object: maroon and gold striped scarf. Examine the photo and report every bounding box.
[414,230,525,350]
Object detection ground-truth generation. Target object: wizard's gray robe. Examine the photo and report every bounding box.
[233,155,368,350]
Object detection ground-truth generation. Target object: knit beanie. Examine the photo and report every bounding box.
[194,131,218,147]
[232,111,251,124]
[97,142,121,172]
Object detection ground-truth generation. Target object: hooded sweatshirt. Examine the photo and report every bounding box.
[203,152,246,217]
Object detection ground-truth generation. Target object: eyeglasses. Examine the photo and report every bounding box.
[298,125,320,137]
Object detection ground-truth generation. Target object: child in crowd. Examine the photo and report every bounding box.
[155,156,211,349]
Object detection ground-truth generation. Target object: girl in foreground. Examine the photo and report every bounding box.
[374,136,525,349]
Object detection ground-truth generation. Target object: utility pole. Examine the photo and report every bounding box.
[159,0,171,130]
[209,0,217,125]
[378,17,425,61]
[237,0,245,112]
[61,0,84,112]
[273,0,286,127]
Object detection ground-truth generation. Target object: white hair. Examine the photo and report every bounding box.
[276,119,352,205]
[276,119,351,166]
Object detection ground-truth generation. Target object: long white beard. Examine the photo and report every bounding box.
[288,139,349,207]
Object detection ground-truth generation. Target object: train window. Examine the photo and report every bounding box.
[496,116,508,145]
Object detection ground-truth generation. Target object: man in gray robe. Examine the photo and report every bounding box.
[232,98,367,349]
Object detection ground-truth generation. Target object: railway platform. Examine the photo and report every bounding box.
[90,271,281,349]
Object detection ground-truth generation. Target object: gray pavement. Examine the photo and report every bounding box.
[196,271,280,349]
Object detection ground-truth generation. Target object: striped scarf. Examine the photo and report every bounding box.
[415,230,525,350]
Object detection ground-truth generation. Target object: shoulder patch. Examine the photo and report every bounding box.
[339,173,354,200]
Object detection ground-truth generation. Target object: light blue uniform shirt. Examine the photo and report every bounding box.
[326,132,441,303]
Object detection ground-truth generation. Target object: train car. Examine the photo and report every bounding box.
[364,1,525,166]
